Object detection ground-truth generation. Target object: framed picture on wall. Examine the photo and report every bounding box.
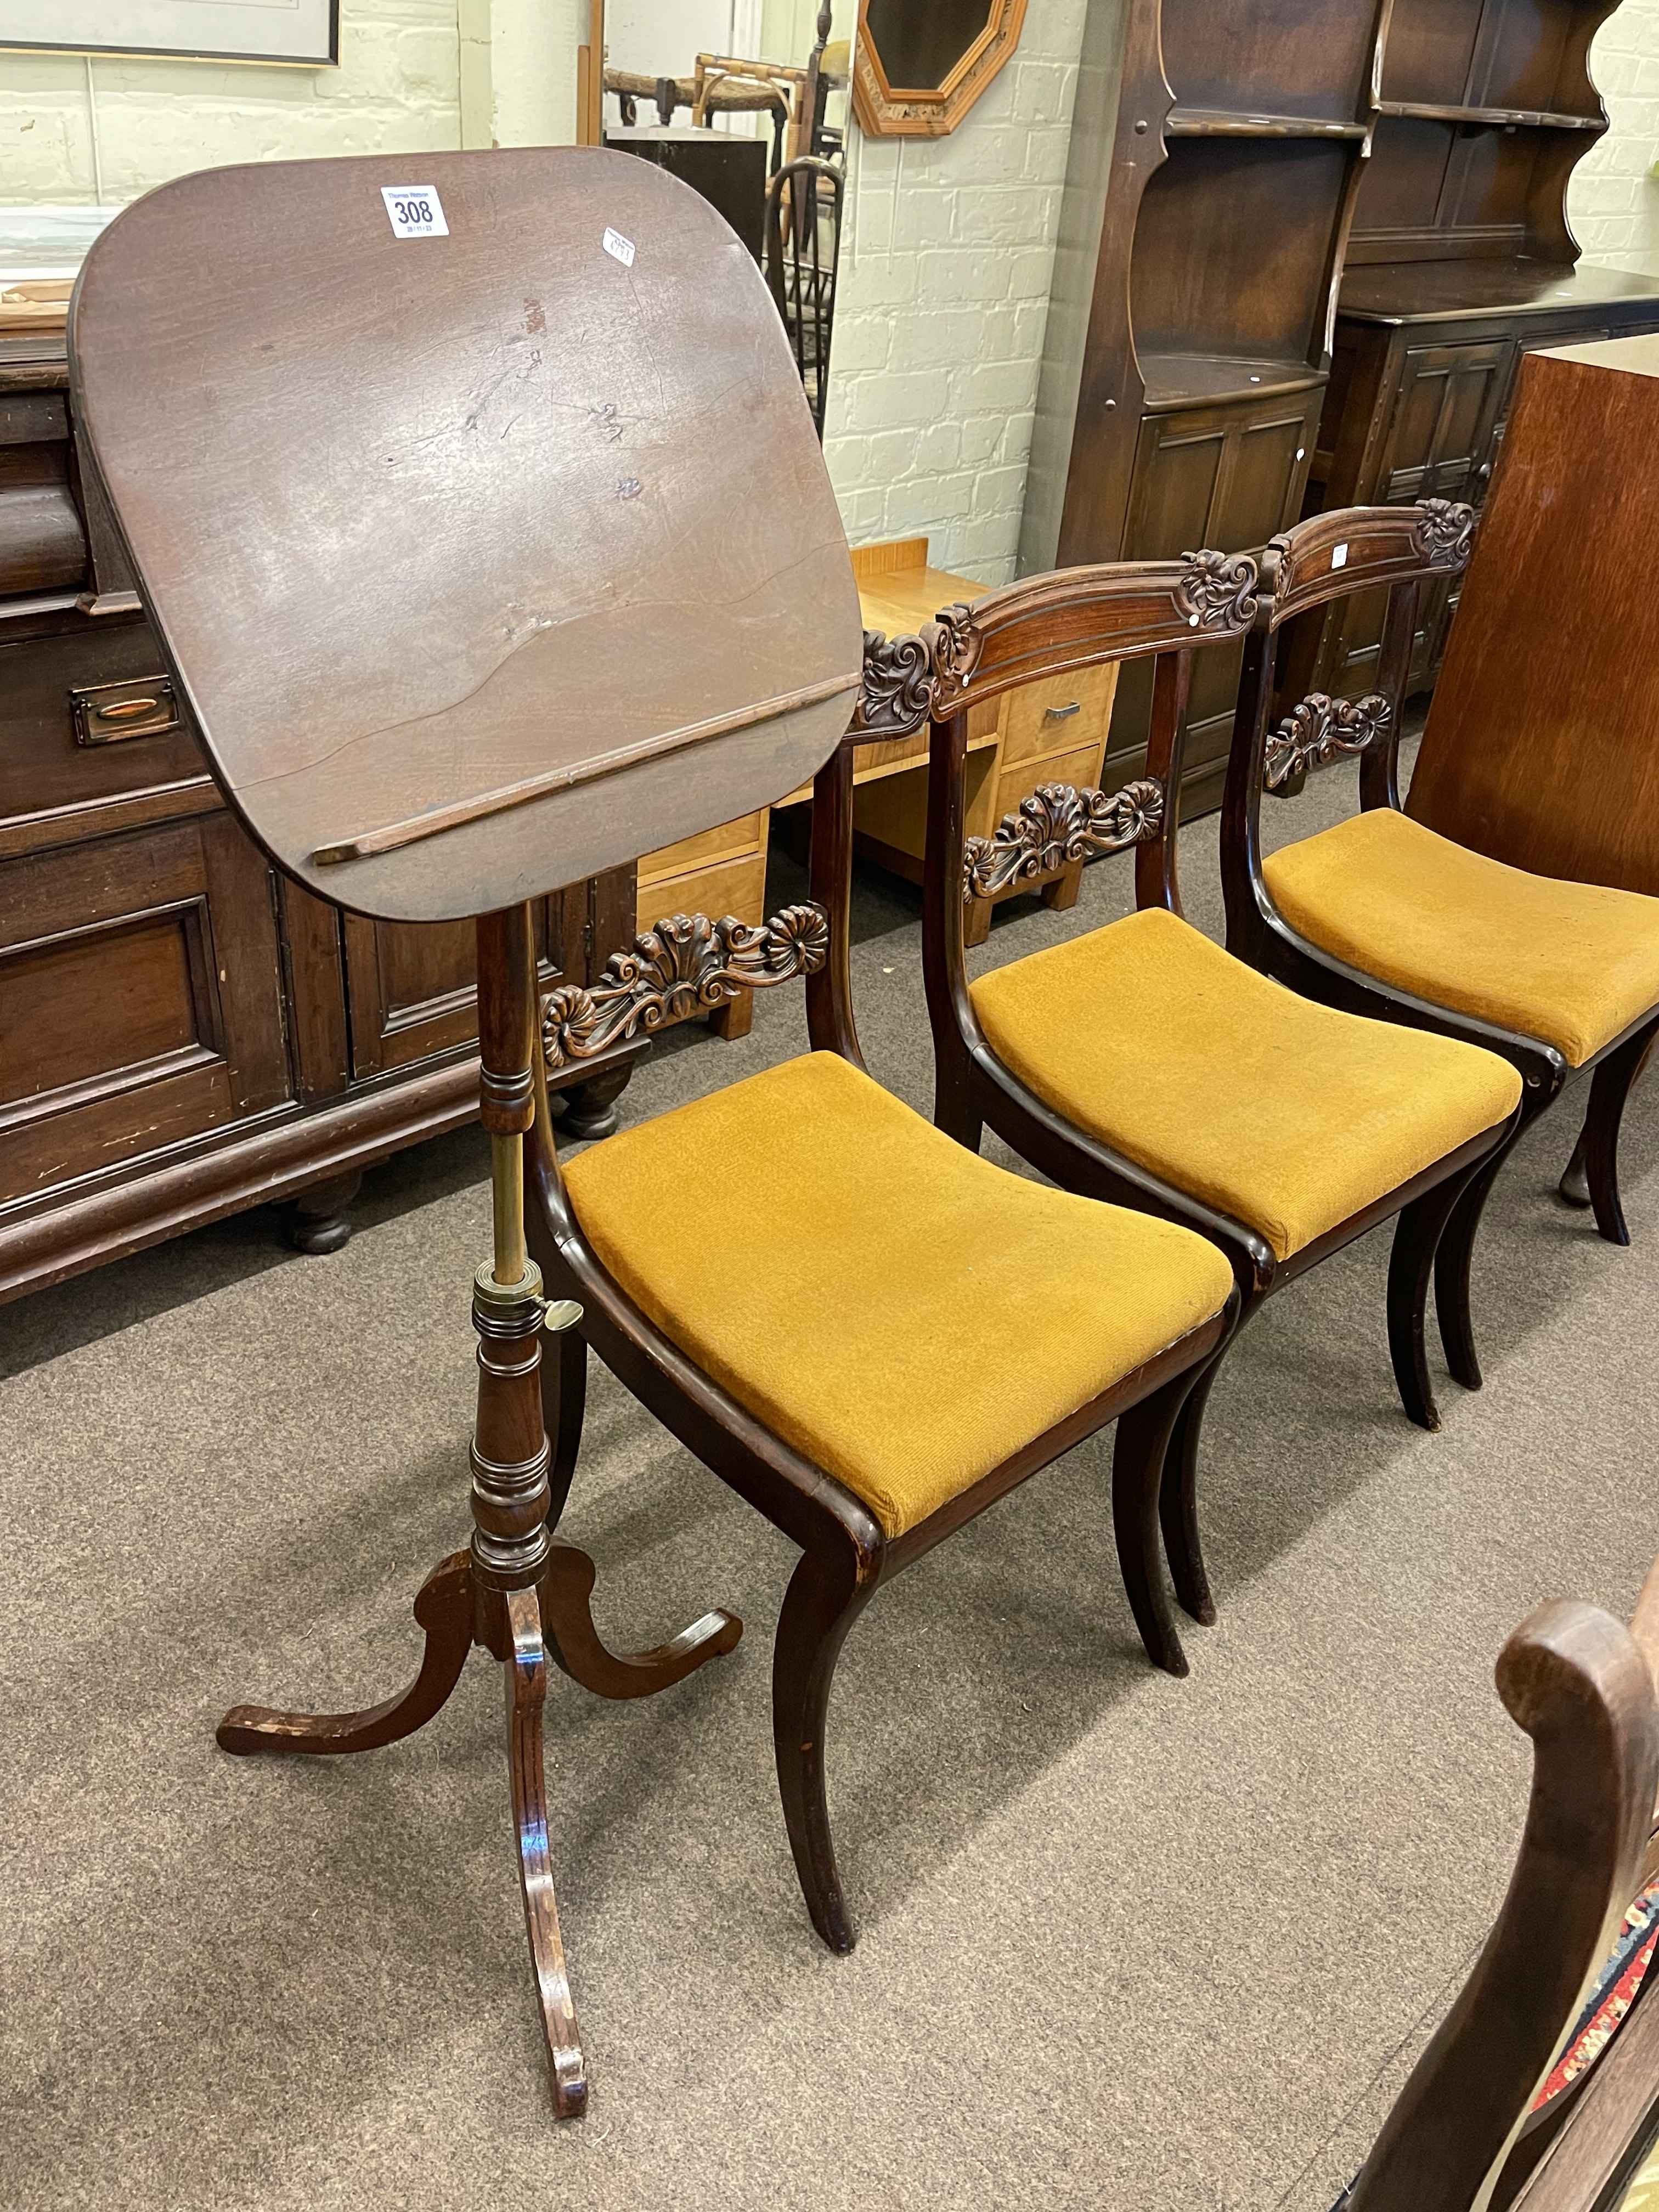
[0,1,340,66]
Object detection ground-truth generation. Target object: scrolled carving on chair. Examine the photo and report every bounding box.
[854,627,934,738]
[1266,693,1391,791]
[925,600,982,708]
[1175,548,1260,631]
[964,779,1166,899]
[541,906,830,1069]
[1413,496,1477,569]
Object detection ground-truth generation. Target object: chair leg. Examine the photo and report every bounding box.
[1434,1131,1522,1394]
[1558,1126,1591,1210]
[1580,1023,1657,1248]
[1387,1169,1479,1431]
[932,1065,983,1153]
[771,1544,877,1955]
[1113,1370,1194,1679]
[1159,1355,1227,1628]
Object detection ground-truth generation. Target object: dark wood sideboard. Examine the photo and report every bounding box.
[0,324,640,1307]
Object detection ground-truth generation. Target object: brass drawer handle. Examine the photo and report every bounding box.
[1044,700,1082,722]
[71,677,180,747]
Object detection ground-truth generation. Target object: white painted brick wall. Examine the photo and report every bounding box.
[0,1,466,202]
[821,1,1089,586]
[1567,0,1659,269]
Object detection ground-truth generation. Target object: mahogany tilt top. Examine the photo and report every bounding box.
[69,148,864,923]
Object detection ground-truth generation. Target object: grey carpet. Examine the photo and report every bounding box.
[3,748,1655,2212]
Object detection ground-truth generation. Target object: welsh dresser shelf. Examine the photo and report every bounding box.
[1374,99,1601,130]
[1140,352,1328,410]
[1166,108,1369,139]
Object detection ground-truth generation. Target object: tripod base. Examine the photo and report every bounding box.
[218,1542,741,2117]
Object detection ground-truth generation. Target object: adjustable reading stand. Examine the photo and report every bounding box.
[69,148,865,2115]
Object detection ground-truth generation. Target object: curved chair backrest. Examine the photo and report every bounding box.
[1345,1562,1659,2212]
[1220,501,1477,953]
[919,548,1262,945]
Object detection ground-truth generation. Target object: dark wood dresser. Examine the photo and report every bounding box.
[0,321,639,1306]
[1020,0,1378,812]
[1297,0,1659,703]
[1026,0,1659,776]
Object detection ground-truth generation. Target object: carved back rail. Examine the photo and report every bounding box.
[1259,499,1476,629]
[1222,503,1479,941]
[541,906,831,1071]
[920,549,1261,912]
[544,544,1274,1095]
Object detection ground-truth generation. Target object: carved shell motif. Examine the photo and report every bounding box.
[1414,499,1476,571]
[1174,549,1260,633]
[541,903,830,1070]
[963,779,1165,900]
[1265,692,1391,791]
[856,628,932,737]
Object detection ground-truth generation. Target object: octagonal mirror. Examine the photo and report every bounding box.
[852,0,1027,137]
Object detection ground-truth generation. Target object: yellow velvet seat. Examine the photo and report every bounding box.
[561,1049,1234,1539]
[1265,809,1659,1069]
[969,905,1522,1265]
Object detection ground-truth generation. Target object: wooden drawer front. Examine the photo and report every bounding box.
[995,740,1104,825]
[640,810,765,888]
[1000,663,1114,770]
[637,850,767,935]
[0,617,208,828]
[0,815,290,1206]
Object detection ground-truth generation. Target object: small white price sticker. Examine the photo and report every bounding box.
[382,185,448,239]
[1331,542,1348,569]
[602,227,636,268]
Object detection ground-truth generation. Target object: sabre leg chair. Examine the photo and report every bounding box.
[1322,1553,1659,2212]
[1222,504,1659,1398]
[916,553,1522,1632]
[524,715,1242,1954]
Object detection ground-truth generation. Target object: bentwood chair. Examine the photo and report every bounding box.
[1322,1553,1659,2212]
[763,155,842,439]
[916,554,1522,1634]
[1222,505,1659,1385]
[524,654,1240,1954]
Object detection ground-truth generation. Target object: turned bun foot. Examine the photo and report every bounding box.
[280,1171,363,1255]
[557,1061,634,1142]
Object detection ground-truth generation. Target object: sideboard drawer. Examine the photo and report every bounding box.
[0,813,292,1207]
[998,662,1114,769]
[0,618,208,829]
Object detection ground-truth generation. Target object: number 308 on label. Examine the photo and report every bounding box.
[381,186,449,239]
